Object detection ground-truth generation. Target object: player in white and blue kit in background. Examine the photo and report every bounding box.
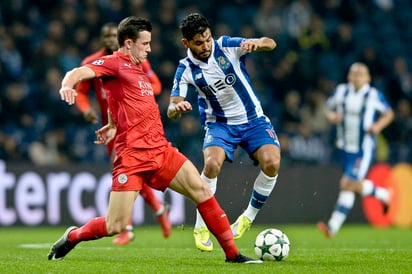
[167,13,281,251]
[318,62,394,239]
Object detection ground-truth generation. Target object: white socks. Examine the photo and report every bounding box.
[243,171,278,222]
[328,190,355,234]
[361,179,390,204]
[194,171,278,229]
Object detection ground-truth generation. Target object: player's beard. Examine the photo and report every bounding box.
[195,50,211,62]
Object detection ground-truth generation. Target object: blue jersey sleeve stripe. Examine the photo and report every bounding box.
[220,36,244,47]
[376,89,391,110]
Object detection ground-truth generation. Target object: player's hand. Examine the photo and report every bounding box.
[174,101,193,113]
[59,87,77,105]
[84,109,98,124]
[367,124,381,135]
[94,124,117,145]
[328,112,343,124]
[240,39,259,53]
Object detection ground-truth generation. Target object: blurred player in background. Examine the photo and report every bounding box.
[317,62,394,238]
[75,22,170,246]
[167,13,281,251]
[49,16,261,263]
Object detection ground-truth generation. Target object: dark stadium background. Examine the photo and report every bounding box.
[1,0,411,226]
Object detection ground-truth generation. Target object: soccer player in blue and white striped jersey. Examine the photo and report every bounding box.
[167,13,281,251]
[317,62,394,238]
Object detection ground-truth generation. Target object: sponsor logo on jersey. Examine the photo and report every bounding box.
[224,73,236,86]
[139,80,154,96]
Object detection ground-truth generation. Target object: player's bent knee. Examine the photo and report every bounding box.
[106,221,128,235]
[203,161,222,178]
[261,160,280,177]
[188,181,213,204]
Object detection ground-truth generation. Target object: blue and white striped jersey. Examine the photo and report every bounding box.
[326,83,392,153]
[171,36,267,126]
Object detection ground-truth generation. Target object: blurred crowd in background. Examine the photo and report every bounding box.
[1,0,412,167]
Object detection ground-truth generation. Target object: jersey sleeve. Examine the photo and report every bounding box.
[373,89,392,113]
[326,84,345,110]
[171,61,191,98]
[142,59,162,95]
[74,51,106,113]
[84,56,118,79]
[218,35,247,58]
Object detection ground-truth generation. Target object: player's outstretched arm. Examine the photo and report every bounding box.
[368,108,395,135]
[59,66,96,105]
[240,37,276,53]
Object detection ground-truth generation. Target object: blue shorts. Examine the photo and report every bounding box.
[340,149,374,180]
[203,116,280,164]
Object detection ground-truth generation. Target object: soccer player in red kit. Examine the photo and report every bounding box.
[74,22,170,245]
[48,16,261,264]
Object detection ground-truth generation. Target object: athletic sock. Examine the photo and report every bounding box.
[375,187,390,204]
[125,219,133,231]
[195,173,217,229]
[68,216,108,245]
[155,205,166,216]
[328,191,355,234]
[361,179,390,203]
[197,197,238,260]
[243,172,278,222]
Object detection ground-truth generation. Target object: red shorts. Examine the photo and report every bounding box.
[111,144,187,192]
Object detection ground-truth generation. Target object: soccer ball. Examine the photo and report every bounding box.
[254,228,290,261]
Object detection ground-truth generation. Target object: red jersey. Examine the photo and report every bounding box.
[85,52,168,154]
[75,50,162,126]
[141,59,162,96]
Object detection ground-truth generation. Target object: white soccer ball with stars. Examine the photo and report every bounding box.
[254,228,290,261]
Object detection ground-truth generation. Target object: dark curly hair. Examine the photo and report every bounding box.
[179,13,211,40]
[117,16,152,46]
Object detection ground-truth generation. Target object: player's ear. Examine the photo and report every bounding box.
[181,38,188,48]
[125,39,132,50]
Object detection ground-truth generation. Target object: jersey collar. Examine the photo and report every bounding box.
[113,51,132,61]
[349,83,370,94]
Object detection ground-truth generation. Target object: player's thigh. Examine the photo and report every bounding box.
[169,161,212,204]
[203,123,238,162]
[243,118,280,162]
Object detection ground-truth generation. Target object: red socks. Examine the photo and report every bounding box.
[140,184,162,212]
[68,216,108,246]
[197,197,239,260]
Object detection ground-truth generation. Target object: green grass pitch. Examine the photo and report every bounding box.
[0,224,411,273]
